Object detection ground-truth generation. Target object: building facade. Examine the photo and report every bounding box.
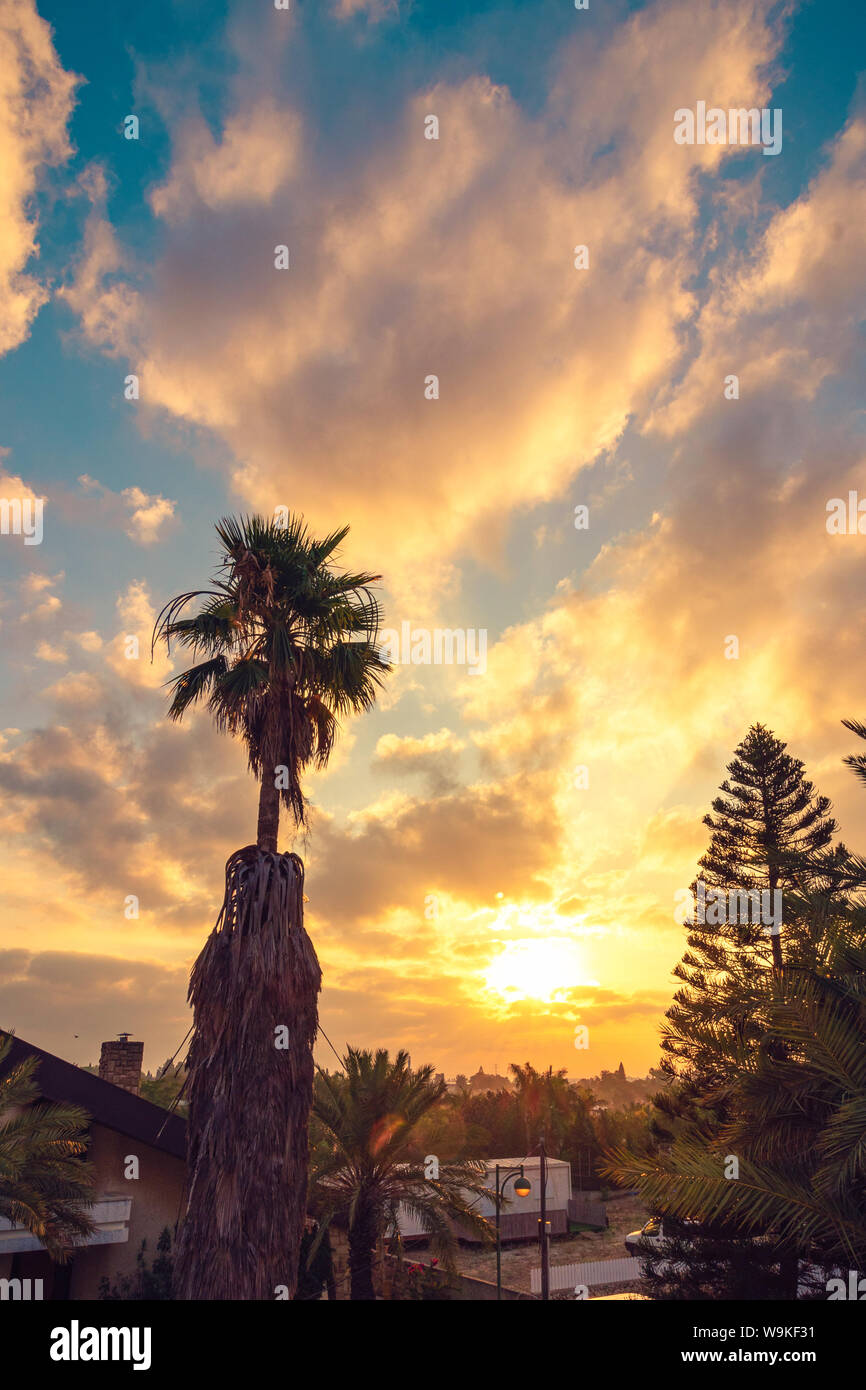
[0,1034,186,1300]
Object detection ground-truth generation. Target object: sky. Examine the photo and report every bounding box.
[1,0,865,1080]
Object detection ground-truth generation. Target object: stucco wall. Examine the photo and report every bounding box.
[68,1122,185,1299]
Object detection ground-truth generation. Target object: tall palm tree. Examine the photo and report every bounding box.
[311,1048,493,1300]
[0,1034,95,1258]
[155,514,388,849]
[153,514,389,1300]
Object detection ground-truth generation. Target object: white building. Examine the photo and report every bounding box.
[395,1156,572,1243]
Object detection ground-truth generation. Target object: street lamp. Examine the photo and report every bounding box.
[495,1163,531,1300]
[539,1134,550,1302]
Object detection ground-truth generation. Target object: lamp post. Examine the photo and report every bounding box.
[539,1135,550,1302]
[495,1163,531,1301]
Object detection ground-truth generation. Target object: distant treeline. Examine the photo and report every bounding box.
[401,1061,659,1190]
[570,1064,666,1109]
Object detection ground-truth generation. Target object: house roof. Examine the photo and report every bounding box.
[484,1157,570,1170]
[2,1034,186,1161]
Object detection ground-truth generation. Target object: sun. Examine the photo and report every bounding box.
[483,937,590,1004]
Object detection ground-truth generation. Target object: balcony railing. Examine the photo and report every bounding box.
[0,1196,132,1254]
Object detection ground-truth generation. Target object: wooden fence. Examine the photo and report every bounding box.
[567,1195,607,1229]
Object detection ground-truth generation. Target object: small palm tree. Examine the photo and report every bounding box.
[311,1048,493,1300]
[153,514,389,1300]
[0,1034,95,1259]
[509,1061,574,1153]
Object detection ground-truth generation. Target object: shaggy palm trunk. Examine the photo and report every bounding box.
[257,774,280,853]
[348,1201,380,1301]
[174,845,321,1300]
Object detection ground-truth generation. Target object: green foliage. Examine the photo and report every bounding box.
[140,1060,187,1114]
[98,1227,174,1301]
[388,1257,456,1301]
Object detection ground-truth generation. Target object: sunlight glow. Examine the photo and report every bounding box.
[482,936,594,1003]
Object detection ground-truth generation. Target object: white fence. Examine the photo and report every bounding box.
[532,1256,846,1298]
[531,1256,642,1294]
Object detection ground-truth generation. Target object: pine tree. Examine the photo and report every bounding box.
[698,723,835,966]
[664,724,837,1100]
[615,726,839,1299]
[637,1221,792,1301]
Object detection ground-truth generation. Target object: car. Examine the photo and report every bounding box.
[625,1215,664,1255]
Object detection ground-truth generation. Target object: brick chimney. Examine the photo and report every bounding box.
[98,1034,143,1095]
